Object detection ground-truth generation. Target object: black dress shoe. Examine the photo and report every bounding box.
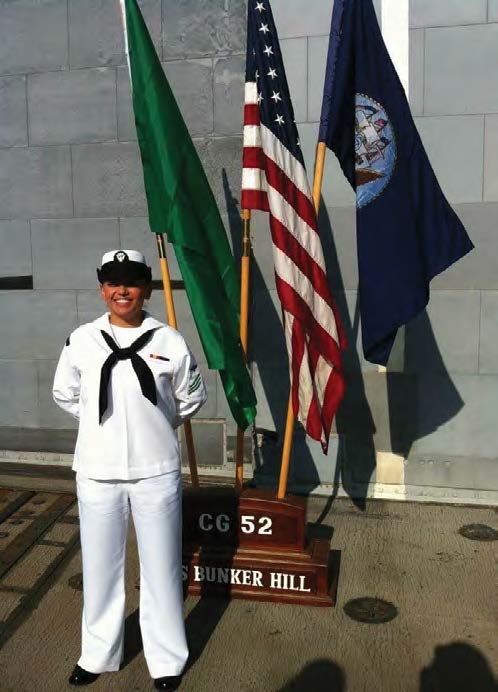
[153,675,182,690]
[68,664,100,686]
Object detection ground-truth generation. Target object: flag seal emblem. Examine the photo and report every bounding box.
[355,93,396,208]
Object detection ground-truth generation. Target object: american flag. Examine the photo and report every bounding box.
[242,0,346,452]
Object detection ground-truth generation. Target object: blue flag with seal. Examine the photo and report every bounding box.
[319,0,474,365]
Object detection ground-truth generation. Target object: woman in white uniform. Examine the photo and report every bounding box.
[53,250,207,690]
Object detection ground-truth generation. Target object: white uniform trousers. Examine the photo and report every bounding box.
[76,471,188,679]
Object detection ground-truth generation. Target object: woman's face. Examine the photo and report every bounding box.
[100,281,152,324]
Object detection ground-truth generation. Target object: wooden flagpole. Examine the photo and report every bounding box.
[235,209,252,490]
[156,233,199,488]
[276,142,328,500]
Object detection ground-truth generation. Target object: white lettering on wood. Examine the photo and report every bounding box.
[230,568,242,585]
[216,514,230,532]
[258,516,273,534]
[270,572,284,589]
[270,571,311,592]
[241,515,255,533]
[298,575,311,592]
[196,513,273,535]
[194,565,205,582]
[199,513,213,531]
[184,565,312,593]
[252,570,263,587]
[217,567,230,584]
[205,567,218,582]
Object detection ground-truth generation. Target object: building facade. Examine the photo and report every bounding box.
[0,0,497,503]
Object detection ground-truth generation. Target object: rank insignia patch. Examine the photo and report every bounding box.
[188,373,202,396]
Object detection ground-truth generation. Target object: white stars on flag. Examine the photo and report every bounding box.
[242,0,346,454]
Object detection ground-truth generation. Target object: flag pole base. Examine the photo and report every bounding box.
[182,487,340,607]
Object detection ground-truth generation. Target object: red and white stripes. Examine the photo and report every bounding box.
[242,81,345,452]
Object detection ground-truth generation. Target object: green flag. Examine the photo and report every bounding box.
[121,0,256,429]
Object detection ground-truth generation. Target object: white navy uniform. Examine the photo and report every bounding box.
[53,311,207,678]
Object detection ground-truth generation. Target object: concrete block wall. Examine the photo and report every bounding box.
[0,0,497,502]
[399,0,498,500]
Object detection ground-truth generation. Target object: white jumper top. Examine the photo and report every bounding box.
[52,312,207,480]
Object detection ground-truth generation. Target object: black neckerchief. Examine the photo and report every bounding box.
[99,328,157,423]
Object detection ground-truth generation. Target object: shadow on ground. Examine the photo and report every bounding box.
[420,642,497,692]
[277,658,346,691]
[184,597,230,671]
[121,609,142,670]
[121,597,230,674]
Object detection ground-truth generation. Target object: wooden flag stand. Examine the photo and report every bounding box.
[181,143,340,607]
[181,486,339,606]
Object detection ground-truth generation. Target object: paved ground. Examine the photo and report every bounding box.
[0,463,496,692]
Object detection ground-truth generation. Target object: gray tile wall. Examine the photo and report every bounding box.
[0,0,496,495]
[28,69,118,145]
[402,2,498,493]
[0,76,28,147]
